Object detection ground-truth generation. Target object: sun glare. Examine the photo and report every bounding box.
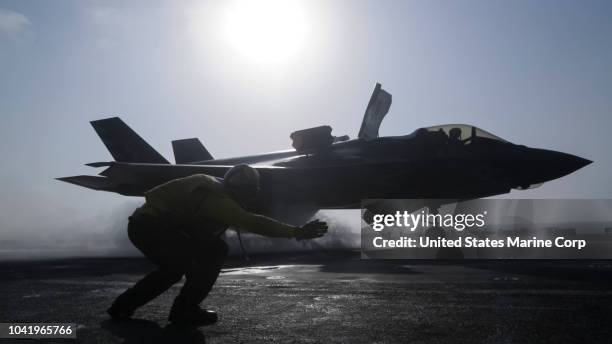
[222,0,308,67]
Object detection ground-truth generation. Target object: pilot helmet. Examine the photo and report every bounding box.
[449,127,462,139]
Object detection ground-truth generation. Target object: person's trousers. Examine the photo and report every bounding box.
[113,214,228,312]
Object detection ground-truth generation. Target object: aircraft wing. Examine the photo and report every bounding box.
[60,162,288,196]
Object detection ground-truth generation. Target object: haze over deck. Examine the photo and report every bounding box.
[1,1,611,256]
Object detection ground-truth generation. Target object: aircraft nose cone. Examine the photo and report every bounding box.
[553,152,592,177]
[566,154,592,172]
[529,149,592,183]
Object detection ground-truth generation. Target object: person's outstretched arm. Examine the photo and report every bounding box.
[195,195,327,239]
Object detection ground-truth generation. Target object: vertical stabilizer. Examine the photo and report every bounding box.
[90,117,169,164]
[172,138,214,164]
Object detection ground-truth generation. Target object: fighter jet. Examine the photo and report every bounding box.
[58,84,591,222]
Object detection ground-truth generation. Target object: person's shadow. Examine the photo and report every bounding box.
[101,319,206,344]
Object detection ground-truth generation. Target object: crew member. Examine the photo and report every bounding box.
[107,164,328,326]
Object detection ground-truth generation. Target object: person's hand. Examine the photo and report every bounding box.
[295,219,328,241]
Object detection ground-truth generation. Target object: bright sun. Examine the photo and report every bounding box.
[222,0,308,67]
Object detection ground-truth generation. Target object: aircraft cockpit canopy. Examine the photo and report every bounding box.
[412,124,509,144]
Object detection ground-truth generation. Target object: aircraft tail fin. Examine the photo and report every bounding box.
[172,138,213,164]
[90,117,169,164]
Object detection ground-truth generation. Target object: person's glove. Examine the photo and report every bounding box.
[295,219,328,241]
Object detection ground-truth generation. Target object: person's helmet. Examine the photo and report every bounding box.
[449,127,462,140]
[223,164,260,194]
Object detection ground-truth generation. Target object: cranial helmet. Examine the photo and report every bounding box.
[223,164,260,193]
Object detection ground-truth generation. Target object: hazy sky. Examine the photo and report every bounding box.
[1,0,611,254]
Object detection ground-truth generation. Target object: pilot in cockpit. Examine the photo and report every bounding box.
[448,127,463,146]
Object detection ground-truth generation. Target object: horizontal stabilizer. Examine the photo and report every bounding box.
[172,138,213,164]
[85,161,112,168]
[91,117,169,164]
[56,175,118,191]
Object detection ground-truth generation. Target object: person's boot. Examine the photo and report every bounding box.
[168,303,218,327]
[107,293,136,321]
